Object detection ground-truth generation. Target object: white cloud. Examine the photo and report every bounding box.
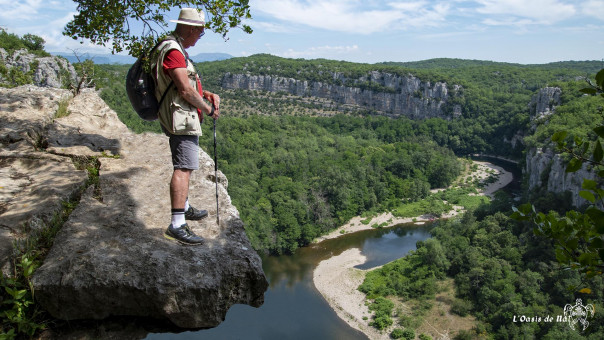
[475,0,576,25]
[0,0,43,21]
[252,0,450,34]
[581,0,604,20]
[251,21,297,33]
[482,18,537,27]
[281,44,360,59]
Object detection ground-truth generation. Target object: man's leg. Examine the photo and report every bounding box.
[171,168,192,210]
[164,134,204,245]
[166,168,204,244]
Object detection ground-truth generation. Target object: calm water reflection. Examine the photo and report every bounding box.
[145,224,433,340]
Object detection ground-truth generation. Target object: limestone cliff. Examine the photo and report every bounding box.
[222,71,463,119]
[0,48,78,88]
[525,148,599,208]
[529,86,561,120]
[0,86,267,330]
[524,86,600,208]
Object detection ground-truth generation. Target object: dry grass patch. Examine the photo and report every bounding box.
[415,279,481,340]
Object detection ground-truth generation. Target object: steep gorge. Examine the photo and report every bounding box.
[222,70,463,119]
[524,87,600,208]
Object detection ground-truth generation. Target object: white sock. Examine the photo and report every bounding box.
[171,209,186,227]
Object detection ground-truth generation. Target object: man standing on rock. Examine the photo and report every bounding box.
[152,8,220,245]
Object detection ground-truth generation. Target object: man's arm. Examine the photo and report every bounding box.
[167,67,220,118]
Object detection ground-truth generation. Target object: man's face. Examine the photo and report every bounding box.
[184,26,205,48]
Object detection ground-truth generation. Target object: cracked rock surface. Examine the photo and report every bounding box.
[1,86,267,329]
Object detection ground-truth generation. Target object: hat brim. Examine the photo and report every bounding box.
[170,19,205,26]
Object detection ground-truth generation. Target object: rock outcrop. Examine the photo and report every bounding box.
[222,71,463,119]
[529,86,561,120]
[1,86,86,273]
[524,86,600,208]
[525,147,600,208]
[0,86,267,329]
[0,48,78,88]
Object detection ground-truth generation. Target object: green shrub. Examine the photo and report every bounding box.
[0,255,45,337]
[54,99,71,119]
[453,330,475,340]
[451,298,473,317]
[369,297,394,330]
[390,328,404,339]
[371,314,393,330]
[391,328,415,340]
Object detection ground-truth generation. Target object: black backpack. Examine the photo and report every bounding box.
[126,39,175,121]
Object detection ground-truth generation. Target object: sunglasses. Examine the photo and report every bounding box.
[195,27,205,37]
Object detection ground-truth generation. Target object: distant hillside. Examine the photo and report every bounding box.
[51,52,232,64]
[380,58,603,74]
[189,52,232,63]
[51,52,136,64]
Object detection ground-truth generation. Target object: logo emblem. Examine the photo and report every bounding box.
[564,299,595,331]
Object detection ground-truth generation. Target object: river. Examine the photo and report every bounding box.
[143,157,521,339]
[145,224,434,340]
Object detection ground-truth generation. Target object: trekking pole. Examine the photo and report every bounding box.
[212,104,220,225]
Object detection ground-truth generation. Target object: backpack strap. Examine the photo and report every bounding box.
[150,36,179,107]
[158,81,174,107]
[152,34,194,110]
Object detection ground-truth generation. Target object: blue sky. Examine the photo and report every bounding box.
[1,0,603,64]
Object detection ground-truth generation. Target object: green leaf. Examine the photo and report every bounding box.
[594,140,604,163]
[566,158,583,173]
[582,141,590,154]
[594,126,604,139]
[551,131,568,142]
[579,253,594,266]
[580,88,597,95]
[599,249,604,261]
[582,179,598,190]
[6,287,27,300]
[567,238,579,250]
[579,191,596,203]
[23,264,35,278]
[585,207,604,232]
[591,238,603,249]
[555,248,568,263]
[596,69,604,89]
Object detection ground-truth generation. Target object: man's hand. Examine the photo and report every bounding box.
[167,68,221,119]
[204,91,220,118]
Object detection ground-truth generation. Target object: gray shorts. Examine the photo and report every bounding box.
[168,134,200,170]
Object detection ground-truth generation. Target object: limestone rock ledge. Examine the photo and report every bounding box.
[0,86,267,329]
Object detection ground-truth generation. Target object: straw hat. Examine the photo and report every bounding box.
[170,8,205,26]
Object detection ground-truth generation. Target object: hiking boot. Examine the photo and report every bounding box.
[185,206,208,220]
[165,223,204,245]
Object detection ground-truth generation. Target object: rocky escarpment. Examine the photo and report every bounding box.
[524,86,599,208]
[0,48,78,88]
[0,86,267,331]
[222,71,463,119]
[529,86,561,120]
[525,148,599,208]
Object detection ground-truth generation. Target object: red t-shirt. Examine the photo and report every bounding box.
[162,49,203,116]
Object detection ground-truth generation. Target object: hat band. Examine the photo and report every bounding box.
[178,18,205,25]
